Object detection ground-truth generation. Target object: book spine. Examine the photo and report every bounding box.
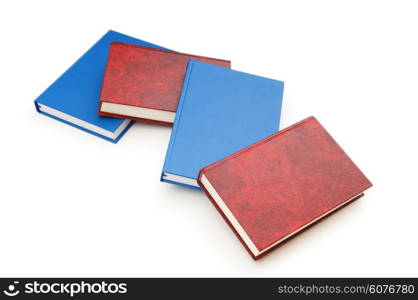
[161,60,195,174]
[109,42,231,65]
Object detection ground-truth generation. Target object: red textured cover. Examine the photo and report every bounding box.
[99,42,231,125]
[198,116,372,259]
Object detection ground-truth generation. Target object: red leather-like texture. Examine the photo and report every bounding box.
[198,116,372,259]
[99,42,231,124]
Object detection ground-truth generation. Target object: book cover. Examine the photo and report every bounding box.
[34,30,169,143]
[161,60,284,188]
[198,116,373,259]
[99,42,231,125]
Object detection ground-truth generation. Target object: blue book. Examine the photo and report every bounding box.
[161,61,284,188]
[34,30,168,143]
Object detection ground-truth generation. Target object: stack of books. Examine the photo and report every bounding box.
[34,30,372,259]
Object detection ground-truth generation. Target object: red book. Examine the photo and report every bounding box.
[99,42,231,125]
[198,116,372,259]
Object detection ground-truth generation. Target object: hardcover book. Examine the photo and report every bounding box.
[198,116,372,259]
[99,42,231,125]
[34,30,168,143]
[161,60,284,188]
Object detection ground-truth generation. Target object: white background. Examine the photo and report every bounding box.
[1,0,417,277]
